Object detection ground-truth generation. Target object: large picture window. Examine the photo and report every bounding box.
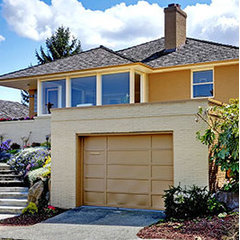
[102,72,129,105]
[71,76,96,107]
[192,70,213,98]
[42,80,66,114]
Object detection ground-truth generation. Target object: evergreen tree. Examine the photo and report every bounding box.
[36,26,82,64]
[21,90,29,106]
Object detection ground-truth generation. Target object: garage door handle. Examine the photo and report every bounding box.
[89,152,100,155]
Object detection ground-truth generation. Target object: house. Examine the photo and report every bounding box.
[0,4,238,210]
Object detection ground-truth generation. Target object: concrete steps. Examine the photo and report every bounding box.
[0,164,28,214]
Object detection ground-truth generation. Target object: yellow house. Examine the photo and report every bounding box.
[0,4,238,210]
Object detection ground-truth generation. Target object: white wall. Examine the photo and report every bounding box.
[0,116,51,146]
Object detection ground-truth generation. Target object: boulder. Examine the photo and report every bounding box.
[28,180,44,205]
[215,191,239,210]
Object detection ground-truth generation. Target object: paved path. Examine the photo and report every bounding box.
[0,206,165,240]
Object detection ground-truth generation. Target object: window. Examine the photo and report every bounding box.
[102,72,129,105]
[71,76,96,107]
[192,70,213,98]
[42,80,66,114]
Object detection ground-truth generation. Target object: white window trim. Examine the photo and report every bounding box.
[191,68,214,99]
[37,68,149,116]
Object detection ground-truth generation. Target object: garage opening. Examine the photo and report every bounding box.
[78,133,173,210]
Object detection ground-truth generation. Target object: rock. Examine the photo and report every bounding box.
[215,191,239,210]
[28,180,44,206]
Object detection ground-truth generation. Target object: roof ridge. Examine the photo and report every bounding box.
[117,37,164,52]
[187,37,239,49]
[99,45,137,62]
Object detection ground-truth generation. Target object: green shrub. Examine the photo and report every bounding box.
[163,185,226,220]
[22,202,38,215]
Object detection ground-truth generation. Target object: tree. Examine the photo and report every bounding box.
[21,90,29,106]
[196,99,239,192]
[36,26,82,64]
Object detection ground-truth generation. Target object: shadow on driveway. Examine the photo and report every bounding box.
[43,206,165,227]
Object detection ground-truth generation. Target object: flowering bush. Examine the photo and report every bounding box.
[7,147,50,174]
[45,205,56,214]
[0,139,11,152]
[0,117,34,122]
[28,156,51,184]
[163,185,226,220]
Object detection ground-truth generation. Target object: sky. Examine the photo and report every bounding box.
[0,0,239,103]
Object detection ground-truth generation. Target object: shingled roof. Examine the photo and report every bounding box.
[0,37,238,81]
[0,100,28,119]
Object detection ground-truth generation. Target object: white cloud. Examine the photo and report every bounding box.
[2,0,239,50]
[0,35,5,42]
[185,0,239,46]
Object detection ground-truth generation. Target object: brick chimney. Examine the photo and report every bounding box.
[164,3,187,50]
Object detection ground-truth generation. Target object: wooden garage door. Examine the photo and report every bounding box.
[83,134,173,210]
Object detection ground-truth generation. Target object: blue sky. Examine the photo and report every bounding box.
[0,0,238,103]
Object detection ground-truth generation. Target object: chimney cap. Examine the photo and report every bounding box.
[168,3,181,8]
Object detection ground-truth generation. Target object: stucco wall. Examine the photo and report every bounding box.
[214,64,239,103]
[50,99,209,209]
[0,116,51,146]
[148,64,239,104]
[148,70,191,102]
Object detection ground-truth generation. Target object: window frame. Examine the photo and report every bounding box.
[191,68,214,99]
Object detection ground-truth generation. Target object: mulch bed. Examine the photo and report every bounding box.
[137,214,238,240]
[0,208,65,226]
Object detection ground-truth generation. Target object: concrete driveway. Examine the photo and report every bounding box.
[0,206,164,240]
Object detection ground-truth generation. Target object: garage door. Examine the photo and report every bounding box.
[83,134,173,210]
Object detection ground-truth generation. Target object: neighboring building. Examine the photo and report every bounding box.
[0,100,28,119]
[0,4,238,210]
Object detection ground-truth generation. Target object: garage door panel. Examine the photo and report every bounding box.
[108,150,149,165]
[108,135,151,150]
[152,166,173,180]
[84,151,105,164]
[152,180,173,194]
[84,164,105,178]
[107,193,149,208]
[84,136,106,149]
[152,195,165,209]
[152,150,173,165]
[152,134,173,149]
[84,192,105,205]
[85,179,105,192]
[107,179,149,194]
[108,165,149,179]
[83,134,173,210]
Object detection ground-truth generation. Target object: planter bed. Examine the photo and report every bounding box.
[0,208,65,226]
[137,213,238,240]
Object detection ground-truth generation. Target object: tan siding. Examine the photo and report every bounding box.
[148,70,190,102]
[214,64,239,103]
[50,100,209,209]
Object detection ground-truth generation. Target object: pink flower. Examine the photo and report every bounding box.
[48,205,56,210]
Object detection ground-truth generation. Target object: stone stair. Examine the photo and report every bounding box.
[0,163,28,215]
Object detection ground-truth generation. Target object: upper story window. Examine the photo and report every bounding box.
[102,72,129,105]
[71,76,96,107]
[192,70,213,98]
[42,79,66,114]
